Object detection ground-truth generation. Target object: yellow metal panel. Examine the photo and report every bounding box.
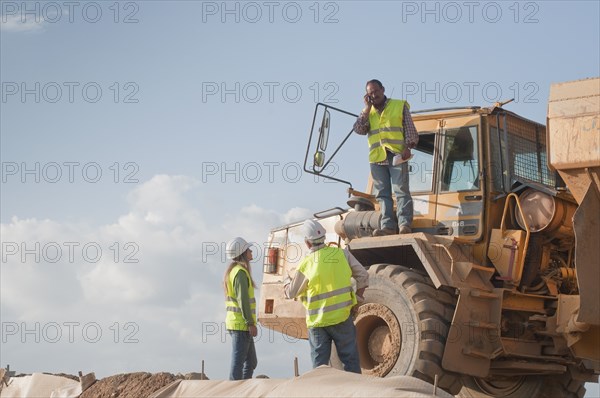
[573,185,600,325]
[488,229,526,284]
[501,290,547,314]
[442,287,503,377]
[570,325,600,362]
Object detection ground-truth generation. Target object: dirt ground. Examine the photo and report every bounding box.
[79,372,186,398]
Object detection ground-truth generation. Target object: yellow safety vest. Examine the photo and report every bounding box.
[367,99,408,163]
[298,247,356,328]
[225,264,256,331]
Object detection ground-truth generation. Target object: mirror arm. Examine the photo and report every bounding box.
[303,103,358,189]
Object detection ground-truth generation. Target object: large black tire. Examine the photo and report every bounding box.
[458,369,588,397]
[538,371,587,398]
[346,263,462,395]
[459,375,545,397]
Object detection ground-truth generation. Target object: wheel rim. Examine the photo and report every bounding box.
[354,303,401,377]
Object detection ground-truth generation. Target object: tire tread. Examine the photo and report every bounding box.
[370,264,461,395]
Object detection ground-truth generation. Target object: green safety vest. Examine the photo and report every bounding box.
[225,264,256,331]
[298,246,356,328]
[368,99,408,163]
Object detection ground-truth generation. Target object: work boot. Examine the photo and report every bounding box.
[399,226,412,234]
[372,228,397,237]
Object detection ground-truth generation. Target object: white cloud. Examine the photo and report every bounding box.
[0,174,313,378]
[223,205,311,245]
[282,207,313,225]
[0,14,45,33]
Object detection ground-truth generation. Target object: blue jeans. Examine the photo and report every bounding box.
[308,316,361,374]
[228,330,257,380]
[370,151,413,230]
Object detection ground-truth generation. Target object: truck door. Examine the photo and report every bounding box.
[434,116,484,240]
[409,118,440,232]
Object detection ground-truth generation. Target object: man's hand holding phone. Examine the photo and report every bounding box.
[363,93,373,113]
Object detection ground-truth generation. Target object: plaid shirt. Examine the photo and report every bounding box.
[353,98,419,165]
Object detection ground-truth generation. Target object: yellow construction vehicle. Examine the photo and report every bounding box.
[258,78,600,397]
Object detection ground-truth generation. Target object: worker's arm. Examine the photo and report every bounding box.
[284,271,309,299]
[233,271,255,327]
[403,105,418,149]
[344,249,369,298]
[353,111,370,135]
[397,104,418,160]
[353,94,372,135]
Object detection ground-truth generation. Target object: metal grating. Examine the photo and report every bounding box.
[505,115,556,188]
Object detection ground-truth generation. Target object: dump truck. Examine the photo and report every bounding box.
[258,77,600,397]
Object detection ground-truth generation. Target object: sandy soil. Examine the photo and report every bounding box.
[79,372,184,398]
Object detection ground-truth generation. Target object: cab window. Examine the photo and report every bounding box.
[441,126,479,192]
[409,132,435,192]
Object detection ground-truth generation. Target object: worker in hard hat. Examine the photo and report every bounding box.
[353,79,419,236]
[224,237,258,380]
[284,219,369,373]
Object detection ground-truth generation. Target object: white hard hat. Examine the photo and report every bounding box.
[226,237,251,260]
[303,219,326,242]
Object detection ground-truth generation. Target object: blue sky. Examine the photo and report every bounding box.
[1,0,599,394]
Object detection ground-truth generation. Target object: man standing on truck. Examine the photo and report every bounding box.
[284,219,369,373]
[353,79,419,235]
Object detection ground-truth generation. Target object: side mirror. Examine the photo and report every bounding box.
[318,110,330,151]
[313,110,330,169]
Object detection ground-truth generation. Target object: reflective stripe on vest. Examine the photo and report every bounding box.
[297,246,357,328]
[367,99,408,163]
[225,264,256,331]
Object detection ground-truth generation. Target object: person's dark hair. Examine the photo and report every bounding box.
[366,79,384,90]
